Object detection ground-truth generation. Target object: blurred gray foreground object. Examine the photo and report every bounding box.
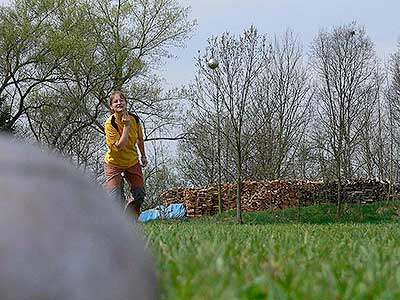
[0,135,158,300]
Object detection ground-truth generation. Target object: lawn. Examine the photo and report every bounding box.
[143,202,400,300]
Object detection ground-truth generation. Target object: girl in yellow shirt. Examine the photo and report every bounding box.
[104,91,147,220]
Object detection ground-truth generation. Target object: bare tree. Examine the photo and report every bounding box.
[310,23,378,215]
[384,43,400,194]
[248,31,313,180]
[177,112,220,187]
[354,67,385,179]
[185,27,267,223]
[179,41,230,212]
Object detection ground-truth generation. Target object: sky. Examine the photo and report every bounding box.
[1,0,399,89]
[158,0,400,89]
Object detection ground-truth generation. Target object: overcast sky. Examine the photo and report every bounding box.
[160,0,400,89]
[1,0,400,89]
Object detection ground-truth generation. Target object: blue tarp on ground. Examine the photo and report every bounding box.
[138,203,186,222]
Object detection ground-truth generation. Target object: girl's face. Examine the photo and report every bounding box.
[110,95,127,113]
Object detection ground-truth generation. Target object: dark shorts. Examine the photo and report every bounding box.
[105,163,145,207]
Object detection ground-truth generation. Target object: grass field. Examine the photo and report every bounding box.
[143,202,400,300]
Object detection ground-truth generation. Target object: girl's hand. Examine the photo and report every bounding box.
[140,156,148,167]
[122,111,130,127]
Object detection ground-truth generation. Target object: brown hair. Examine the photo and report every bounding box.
[109,91,127,113]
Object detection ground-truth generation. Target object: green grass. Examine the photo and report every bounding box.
[143,201,400,300]
[218,201,400,224]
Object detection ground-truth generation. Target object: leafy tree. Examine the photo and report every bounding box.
[0,0,72,132]
[0,95,12,132]
[0,0,196,186]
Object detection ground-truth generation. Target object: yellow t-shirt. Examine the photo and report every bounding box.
[104,113,143,168]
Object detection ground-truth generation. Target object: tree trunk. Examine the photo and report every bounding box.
[236,147,243,224]
[336,141,343,217]
[336,177,342,217]
[216,83,223,214]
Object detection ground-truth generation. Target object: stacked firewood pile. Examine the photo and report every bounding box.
[161,178,398,217]
[320,178,400,204]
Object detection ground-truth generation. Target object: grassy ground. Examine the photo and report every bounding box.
[143,201,400,300]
